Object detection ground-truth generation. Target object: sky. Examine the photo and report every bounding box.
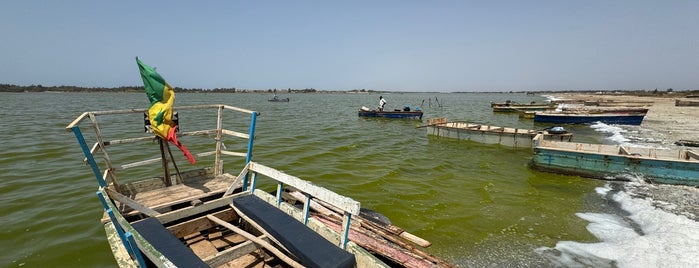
[1,1,698,92]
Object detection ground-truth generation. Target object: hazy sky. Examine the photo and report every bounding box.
[1,1,697,92]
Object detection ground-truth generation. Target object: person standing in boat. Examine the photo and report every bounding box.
[378,96,387,111]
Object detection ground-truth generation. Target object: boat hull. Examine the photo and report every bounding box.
[358,110,423,119]
[534,113,645,125]
[426,120,573,148]
[530,139,699,186]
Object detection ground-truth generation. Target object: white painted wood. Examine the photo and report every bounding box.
[248,162,360,215]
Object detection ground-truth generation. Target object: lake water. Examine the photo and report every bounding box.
[1,92,697,267]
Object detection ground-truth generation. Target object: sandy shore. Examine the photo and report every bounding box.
[553,93,699,144]
[553,93,699,220]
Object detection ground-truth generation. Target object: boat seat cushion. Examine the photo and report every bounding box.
[132,217,209,268]
[233,194,356,268]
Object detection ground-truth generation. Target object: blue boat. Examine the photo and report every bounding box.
[530,134,699,186]
[358,107,423,119]
[533,111,645,125]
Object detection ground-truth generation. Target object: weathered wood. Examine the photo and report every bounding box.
[229,204,290,254]
[189,239,219,259]
[105,188,160,217]
[210,233,246,249]
[156,193,240,224]
[168,209,238,239]
[203,240,261,267]
[687,150,699,161]
[308,194,432,248]
[314,216,440,268]
[206,214,305,268]
[248,162,360,215]
[619,146,631,155]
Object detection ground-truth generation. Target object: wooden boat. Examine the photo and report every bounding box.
[675,140,699,147]
[559,107,649,115]
[533,111,646,125]
[675,99,699,106]
[423,117,573,148]
[358,107,423,120]
[66,104,453,267]
[490,101,555,112]
[268,97,290,102]
[530,134,699,186]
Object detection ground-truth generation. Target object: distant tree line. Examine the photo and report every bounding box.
[2,83,697,96]
[0,84,323,93]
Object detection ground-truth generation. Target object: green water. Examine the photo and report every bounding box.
[0,92,605,267]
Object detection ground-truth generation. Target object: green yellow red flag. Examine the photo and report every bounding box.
[136,57,195,164]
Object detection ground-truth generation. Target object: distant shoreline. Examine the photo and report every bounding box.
[2,84,698,96]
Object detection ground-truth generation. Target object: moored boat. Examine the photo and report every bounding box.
[268,96,290,102]
[66,104,453,267]
[358,107,423,120]
[66,59,452,267]
[675,99,699,107]
[423,117,573,148]
[675,139,699,147]
[530,134,699,186]
[533,111,646,125]
[490,101,556,113]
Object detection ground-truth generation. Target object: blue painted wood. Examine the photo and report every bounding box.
[534,113,645,125]
[72,126,106,187]
[531,147,699,186]
[125,232,147,268]
[243,111,258,191]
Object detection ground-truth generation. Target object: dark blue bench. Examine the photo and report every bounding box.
[132,217,209,268]
[233,194,356,268]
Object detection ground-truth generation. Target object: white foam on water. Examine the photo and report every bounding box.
[537,184,699,268]
[590,122,630,144]
[542,95,562,102]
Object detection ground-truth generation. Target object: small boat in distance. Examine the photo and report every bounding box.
[530,134,699,186]
[358,106,423,120]
[423,117,573,148]
[268,95,290,102]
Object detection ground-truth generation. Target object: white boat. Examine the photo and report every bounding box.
[423,117,573,148]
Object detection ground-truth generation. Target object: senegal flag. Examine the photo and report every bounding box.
[136,57,195,164]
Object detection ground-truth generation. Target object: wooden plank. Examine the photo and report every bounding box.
[105,188,160,217]
[190,239,219,259]
[206,214,304,268]
[211,233,247,249]
[168,209,238,239]
[619,146,631,155]
[248,162,360,215]
[688,150,699,161]
[203,241,263,267]
[156,193,240,224]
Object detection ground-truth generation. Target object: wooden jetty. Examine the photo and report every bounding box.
[66,104,454,267]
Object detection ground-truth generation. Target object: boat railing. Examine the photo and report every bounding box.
[534,135,699,161]
[223,161,361,249]
[65,104,259,192]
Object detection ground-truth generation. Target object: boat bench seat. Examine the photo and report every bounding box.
[132,217,209,268]
[233,194,356,268]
